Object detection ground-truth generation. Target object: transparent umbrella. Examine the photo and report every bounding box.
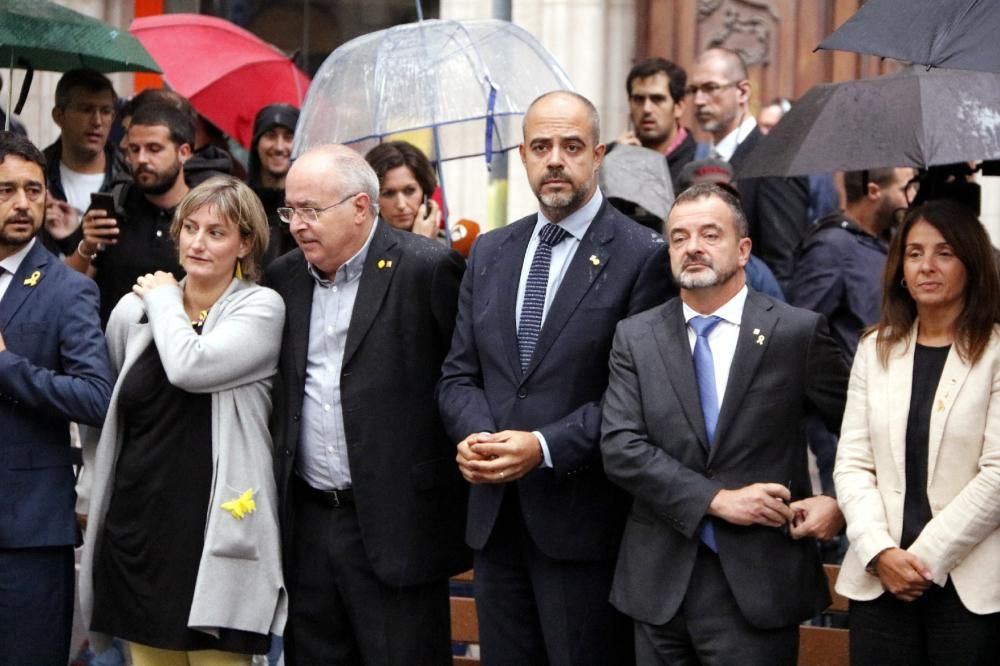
[293,18,573,163]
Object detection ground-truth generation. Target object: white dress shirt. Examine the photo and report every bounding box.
[681,284,748,411]
[0,238,35,302]
[515,188,604,468]
[711,115,758,163]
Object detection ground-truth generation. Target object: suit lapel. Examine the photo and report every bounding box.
[926,343,972,484]
[886,336,915,477]
[522,205,614,381]
[343,222,399,368]
[495,218,536,380]
[283,255,316,394]
[654,300,711,450]
[0,241,51,330]
[711,290,778,461]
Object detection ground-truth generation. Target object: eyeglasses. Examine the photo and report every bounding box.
[277,192,360,224]
[684,81,741,97]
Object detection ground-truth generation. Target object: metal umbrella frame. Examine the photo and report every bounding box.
[293,18,574,163]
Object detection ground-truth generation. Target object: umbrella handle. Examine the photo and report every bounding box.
[13,60,33,115]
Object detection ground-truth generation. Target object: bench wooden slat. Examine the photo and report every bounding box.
[450,596,479,644]
[823,564,849,613]
[798,625,849,666]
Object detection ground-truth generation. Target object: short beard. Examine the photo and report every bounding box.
[674,259,737,290]
[0,216,39,247]
[135,161,182,196]
[636,125,668,145]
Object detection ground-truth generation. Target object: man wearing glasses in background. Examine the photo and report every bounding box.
[689,48,811,292]
[42,69,126,256]
[266,144,469,665]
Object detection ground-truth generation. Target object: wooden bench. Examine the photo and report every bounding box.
[452,565,849,665]
[798,564,850,666]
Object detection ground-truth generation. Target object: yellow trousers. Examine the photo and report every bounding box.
[128,641,252,666]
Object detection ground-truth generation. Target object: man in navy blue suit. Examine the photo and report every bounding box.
[438,91,674,665]
[0,132,112,665]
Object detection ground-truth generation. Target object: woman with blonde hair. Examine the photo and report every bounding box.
[78,175,287,665]
[834,200,1000,664]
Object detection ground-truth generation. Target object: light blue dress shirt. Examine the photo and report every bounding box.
[296,221,378,490]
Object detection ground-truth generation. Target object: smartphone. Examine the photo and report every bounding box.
[88,192,119,222]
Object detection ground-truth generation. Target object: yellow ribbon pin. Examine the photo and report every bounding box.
[377,259,393,269]
[22,270,41,287]
[589,255,600,266]
[756,334,765,345]
[221,488,257,520]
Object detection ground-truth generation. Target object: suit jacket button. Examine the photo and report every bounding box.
[284,449,292,456]
[517,390,527,399]
[293,412,300,421]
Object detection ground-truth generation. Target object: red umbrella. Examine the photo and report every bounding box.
[130,13,309,148]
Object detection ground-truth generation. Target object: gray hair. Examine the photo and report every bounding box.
[672,182,749,238]
[522,90,601,145]
[301,144,380,217]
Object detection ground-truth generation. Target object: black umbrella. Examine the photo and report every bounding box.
[817,0,1000,74]
[736,65,1000,178]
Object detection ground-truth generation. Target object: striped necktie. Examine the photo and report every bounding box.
[518,223,570,371]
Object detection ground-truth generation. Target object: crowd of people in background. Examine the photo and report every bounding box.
[0,42,998,666]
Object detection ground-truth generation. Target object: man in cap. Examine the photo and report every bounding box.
[249,104,299,266]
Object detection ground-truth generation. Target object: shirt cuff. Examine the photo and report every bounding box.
[533,430,553,469]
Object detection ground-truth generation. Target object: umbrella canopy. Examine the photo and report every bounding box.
[130,13,310,148]
[0,0,160,73]
[736,66,1000,178]
[293,18,573,161]
[817,0,1000,74]
[599,145,674,220]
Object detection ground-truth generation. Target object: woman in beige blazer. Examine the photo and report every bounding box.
[834,200,1000,664]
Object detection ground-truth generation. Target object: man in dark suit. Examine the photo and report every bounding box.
[689,48,811,290]
[0,131,112,665]
[437,91,674,665]
[266,144,469,665]
[601,183,849,664]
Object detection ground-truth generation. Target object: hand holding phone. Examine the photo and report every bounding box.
[412,195,440,240]
[81,191,120,251]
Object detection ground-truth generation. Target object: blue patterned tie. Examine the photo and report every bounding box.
[518,223,570,371]
[690,315,723,551]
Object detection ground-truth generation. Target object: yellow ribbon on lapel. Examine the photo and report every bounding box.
[22,270,41,287]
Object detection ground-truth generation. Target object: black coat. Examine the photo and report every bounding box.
[266,221,471,585]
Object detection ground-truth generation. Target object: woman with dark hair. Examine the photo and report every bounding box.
[834,200,1000,664]
[364,140,442,239]
[78,176,286,665]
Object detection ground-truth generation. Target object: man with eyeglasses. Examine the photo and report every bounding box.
[266,144,469,665]
[42,69,127,257]
[689,48,811,292]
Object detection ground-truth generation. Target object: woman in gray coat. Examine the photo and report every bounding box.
[78,176,287,665]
